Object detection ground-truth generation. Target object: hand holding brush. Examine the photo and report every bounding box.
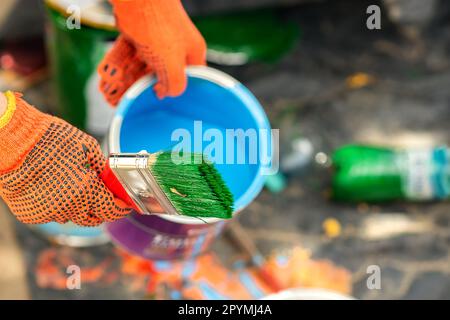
[0,92,234,226]
[0,92,131,226]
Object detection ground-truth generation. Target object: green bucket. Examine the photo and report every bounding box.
[45,1,118,136]
[194,9,300,65]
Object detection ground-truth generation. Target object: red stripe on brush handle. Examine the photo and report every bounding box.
[100,161,143,213]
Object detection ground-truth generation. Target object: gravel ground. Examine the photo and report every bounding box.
[228,0,450,299]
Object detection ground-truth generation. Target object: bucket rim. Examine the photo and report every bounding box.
[108,66,271,225]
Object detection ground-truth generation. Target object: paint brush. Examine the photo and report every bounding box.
[100,151,234,219]
[224,220,284,292]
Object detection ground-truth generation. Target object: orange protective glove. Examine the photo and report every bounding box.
[98,0,207,104]
[0,92,131,226]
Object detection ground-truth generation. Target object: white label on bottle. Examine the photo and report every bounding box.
[401,149,434,200]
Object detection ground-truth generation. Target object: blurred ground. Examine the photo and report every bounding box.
[1,0,450,299]
[232,0,450,299]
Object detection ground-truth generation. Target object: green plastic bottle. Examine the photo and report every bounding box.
[331,145,450,202]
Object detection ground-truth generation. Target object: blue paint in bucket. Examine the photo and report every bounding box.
[114,67,272,212]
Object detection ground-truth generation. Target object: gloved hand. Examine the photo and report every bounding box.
[98,0,207,104]
[0,92,131,226]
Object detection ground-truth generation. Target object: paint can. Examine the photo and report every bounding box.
[105,66,272,260]
[32,222,109,247]
[44,0,117,136]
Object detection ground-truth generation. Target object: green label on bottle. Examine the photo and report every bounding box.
[400,147,449,200]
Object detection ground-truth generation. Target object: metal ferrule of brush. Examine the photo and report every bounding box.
[108,152,181,216]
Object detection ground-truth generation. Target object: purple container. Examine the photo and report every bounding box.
[105,66,272,260]
[106,213,226,260]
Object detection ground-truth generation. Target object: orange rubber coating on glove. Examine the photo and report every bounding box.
[0,93,131,226]
[104,0,207,100]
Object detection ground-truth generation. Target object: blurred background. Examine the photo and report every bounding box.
[0,0,450,300]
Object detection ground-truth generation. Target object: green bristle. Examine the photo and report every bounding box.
[150,152,234,219]
[198,160,234,213]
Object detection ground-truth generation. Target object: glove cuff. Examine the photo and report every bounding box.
[0,92,53,172]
